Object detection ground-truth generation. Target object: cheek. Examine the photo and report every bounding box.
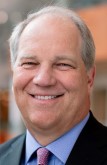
[13,70,32,90]
[60,71,89,103]
[59,73,82,91]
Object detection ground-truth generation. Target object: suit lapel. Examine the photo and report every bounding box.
[3,134,25,165]
[65,112,107,165]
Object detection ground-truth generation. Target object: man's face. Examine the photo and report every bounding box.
[12,15,95,139]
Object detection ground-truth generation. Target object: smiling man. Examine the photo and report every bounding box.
[0,6,107,165]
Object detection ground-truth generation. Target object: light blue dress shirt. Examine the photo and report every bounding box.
[25,113,89,165]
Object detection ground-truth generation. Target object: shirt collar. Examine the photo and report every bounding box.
[26,113,89,164]
[26,131,41,163]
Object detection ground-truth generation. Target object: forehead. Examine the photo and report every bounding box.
[18,14,82,60]
[20,13,81,41]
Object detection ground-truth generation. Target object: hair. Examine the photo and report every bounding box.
[9,6,95,70]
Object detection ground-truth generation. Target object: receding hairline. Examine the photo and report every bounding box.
[21,12,82,38]
[20,9,80,37]
[9,6,95,70]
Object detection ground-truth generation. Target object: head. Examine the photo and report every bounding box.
[9,6,95,145]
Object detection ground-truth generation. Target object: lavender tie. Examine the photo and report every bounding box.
[37,148,50,165]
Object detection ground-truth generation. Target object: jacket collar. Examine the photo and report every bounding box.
[4,134,25,165]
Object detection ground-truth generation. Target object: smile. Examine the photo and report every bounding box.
[35,95,57,100]
[30,94,64,100]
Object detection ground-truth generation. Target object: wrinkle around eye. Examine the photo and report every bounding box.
[21,62,39,69]
[55,63,76,71]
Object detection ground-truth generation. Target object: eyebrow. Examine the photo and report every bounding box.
[54,55,76,64]
[19,54,76,64]
[55,56,73,61]
[19,55,38,60]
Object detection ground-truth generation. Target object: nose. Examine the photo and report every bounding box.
[33,65,57,87]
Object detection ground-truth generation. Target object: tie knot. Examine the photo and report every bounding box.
[37,148,50,165]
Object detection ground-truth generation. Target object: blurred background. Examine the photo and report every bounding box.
[0,0,107,143]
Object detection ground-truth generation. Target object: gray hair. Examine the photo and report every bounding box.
[9,6,95,70]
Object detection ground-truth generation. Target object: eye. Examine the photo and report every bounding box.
[58,63,70,66]
[21,62,39,69]
[56,63,74,70]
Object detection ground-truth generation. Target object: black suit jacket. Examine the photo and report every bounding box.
[0,112,107,165]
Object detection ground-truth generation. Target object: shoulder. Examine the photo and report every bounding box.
[0,133,25,155]
[80,112,107,151]
[66,113,107,164]
[87,112,107,135]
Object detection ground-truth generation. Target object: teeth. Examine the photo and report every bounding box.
[35,95,57,100]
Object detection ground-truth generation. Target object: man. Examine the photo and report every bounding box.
[0,6,107,165]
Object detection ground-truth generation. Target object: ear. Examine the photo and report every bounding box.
[87,66,96,93]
